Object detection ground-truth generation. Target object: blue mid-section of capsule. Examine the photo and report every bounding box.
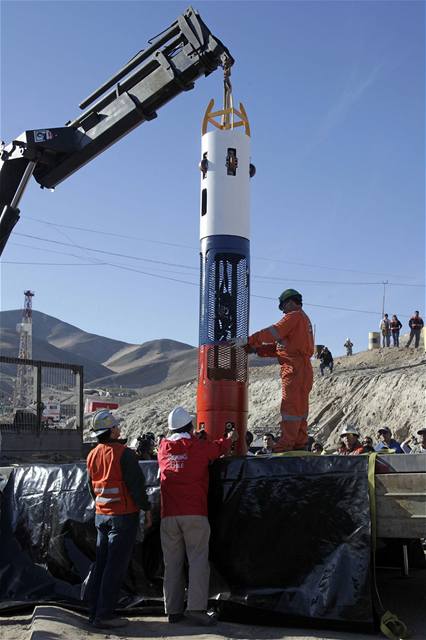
[199,235,249,346]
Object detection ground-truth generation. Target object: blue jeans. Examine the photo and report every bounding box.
[382,334,390,347]
[87,512,139,620]
[392,331,399,346]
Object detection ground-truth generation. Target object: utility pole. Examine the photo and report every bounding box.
[381,280,388,318]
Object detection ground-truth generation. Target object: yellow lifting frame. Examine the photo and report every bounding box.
[202,99,251,137]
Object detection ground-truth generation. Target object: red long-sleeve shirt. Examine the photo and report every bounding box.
[157,433,231,517]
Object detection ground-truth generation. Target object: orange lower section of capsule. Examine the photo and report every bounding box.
[196,345,247,456]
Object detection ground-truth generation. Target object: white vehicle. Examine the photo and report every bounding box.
[42,402,61,425]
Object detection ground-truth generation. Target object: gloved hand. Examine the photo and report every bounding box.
[228,337,247,348]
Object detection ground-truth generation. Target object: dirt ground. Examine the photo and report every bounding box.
[1,568,425,640]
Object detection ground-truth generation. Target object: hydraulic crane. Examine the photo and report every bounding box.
[0,6,233,256]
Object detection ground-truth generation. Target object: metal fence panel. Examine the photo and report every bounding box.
[0,356,83,433]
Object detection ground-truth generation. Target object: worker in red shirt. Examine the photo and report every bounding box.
[406,310,424,348]
[245,289,314,452]
[157,406,237,627]
[86,410,152,629]
[338,425,365,455]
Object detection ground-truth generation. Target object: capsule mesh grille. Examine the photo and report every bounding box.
[203,253,249,382]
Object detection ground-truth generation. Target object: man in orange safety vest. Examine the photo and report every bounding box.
[86,410,152,629]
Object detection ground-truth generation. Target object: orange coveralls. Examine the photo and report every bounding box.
[248,309,314,451]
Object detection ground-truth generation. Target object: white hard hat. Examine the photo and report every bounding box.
[168,406,193,431]
[340,424,360,437]
[91,410,119,437]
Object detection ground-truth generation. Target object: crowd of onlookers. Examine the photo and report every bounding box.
[380,310,424,348]
[317,310,424,373]
[245,425,426,456]
[133,425,426,458]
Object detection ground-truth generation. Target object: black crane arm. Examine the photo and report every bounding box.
[0,6,233,256]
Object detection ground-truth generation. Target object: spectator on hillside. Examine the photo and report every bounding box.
[374,426,403,453]
[311,441,324,454]
[246,430,255,456]
[401,427,426,454]
[344,338,353,356]
[380,314,391,347]
[406,311,424,348]
[335,438,347,454]
[390,315,403,347]
[135,435,157,460]
[319,347,334,376]
[338,425,365,455]
[255,432,276,455]
[361,436,375,453]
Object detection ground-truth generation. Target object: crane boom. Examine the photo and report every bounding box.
[0,6,233,255]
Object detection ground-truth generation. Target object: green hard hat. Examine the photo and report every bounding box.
[279,288,302,309]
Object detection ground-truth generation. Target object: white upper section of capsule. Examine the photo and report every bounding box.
[199,129,250,241]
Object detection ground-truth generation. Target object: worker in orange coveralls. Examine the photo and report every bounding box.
[245,289,314,452]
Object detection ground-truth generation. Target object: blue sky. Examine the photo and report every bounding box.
[1,0,424,356]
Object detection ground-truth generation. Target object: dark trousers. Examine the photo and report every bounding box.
[392,331,400,347]
[87,512,139,620]
[320,362,333,375]
[406,329,421,348]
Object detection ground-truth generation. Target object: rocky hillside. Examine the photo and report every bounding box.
[111,342,425,450]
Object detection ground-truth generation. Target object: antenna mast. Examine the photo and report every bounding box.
[14,290,35,409]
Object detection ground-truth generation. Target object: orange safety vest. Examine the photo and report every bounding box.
[87,442,139,516]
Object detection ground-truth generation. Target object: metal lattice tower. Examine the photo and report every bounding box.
[13,290,35,409]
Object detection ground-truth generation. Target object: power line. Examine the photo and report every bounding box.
[14,232,199,271]
[3,249,413,318]
[2,261,108,266]
[8,242,197,277]
[26,215,194,249]
[10,234,424,287]
[24,216,417,280]
[251,294,411,318]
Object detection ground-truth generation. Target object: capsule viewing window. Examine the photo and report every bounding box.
[226,148,238,176]
[201,188,207,216]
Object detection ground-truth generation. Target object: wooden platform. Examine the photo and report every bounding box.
[376,454,426,538]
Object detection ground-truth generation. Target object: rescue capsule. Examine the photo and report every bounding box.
[196,83,254,455]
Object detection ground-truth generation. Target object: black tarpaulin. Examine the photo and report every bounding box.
[209,455,373,625]
[0,456,374,627]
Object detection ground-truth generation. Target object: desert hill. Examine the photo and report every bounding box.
[111,341,426,450]
[0,310,195,387]
[0,326,112,382]
[2,309,424,449]
[0,310,132,364]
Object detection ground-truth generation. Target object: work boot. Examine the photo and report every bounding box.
[168,613,185,623]
[186,610,217,626]
[92,617,129,629]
